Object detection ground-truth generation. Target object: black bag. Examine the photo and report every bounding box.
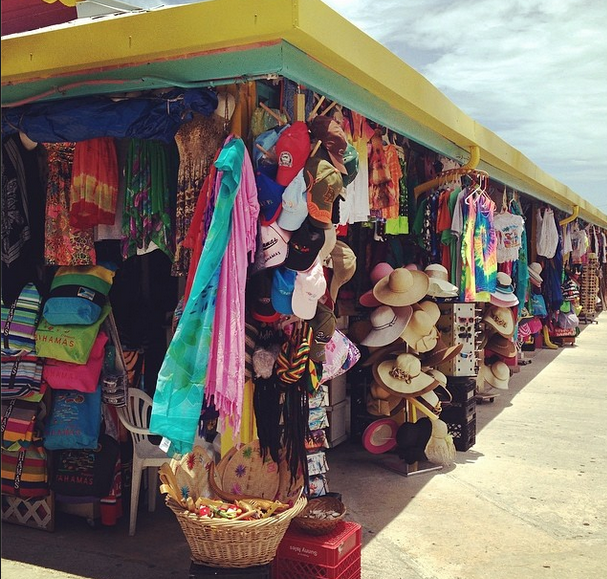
[50,432,120,498]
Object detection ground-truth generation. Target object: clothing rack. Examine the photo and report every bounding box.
[413,145,485,199]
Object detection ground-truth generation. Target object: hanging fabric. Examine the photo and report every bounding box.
[149,136,245,456]
[122,139,176,260]
[204,142,259,437]
[536,207,559,259]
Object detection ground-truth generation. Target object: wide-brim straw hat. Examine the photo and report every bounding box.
[424,264,459,298]
[373,268,430,308]
[485,334,516,358]
[360,305,413,348]
[480,360,510,390]
[361,341,407,368]
[399,310,439,353]
[366,382,406,418]
[483,305,515,337]
[360,262,394,307]
[490,292,519,308]
[362,418,400,453]
[528,262,543,286]
[376,353,437,396]
[421,338,463,368]
[413,300,441,325]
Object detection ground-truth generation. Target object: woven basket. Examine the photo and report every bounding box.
[166,495,307,567]
[292,496,346,536]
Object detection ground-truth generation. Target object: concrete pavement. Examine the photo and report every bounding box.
[2,312,606,579]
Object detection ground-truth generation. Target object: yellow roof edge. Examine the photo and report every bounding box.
[1,0,296,82]
[2,0,605,226]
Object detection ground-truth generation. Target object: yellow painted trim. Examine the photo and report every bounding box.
[2,0,606,226]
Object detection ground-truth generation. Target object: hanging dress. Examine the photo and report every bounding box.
[43,143,96,266]
[171,113,227,276]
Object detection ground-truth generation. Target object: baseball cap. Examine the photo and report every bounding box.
[259,223,291,269]
[342,143,360,187]
[284,219,325,272]
[292,260,327,320]
[252,125,286,172]
[329,240,357,302]
[308,115,348,174]
[276,169,309,231]
[271,266,297,315]
[256,171,285,226]
[275,121,311,187]
[304,157,344,230]
[248,270,281,323]
[309,302,337,362]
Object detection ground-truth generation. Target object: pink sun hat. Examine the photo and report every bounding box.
[360,262,394,308]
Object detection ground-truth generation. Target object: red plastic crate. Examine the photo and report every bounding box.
[276,521,362,567]
[272,544,361,579]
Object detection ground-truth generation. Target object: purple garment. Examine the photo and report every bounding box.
[205,145,259,436]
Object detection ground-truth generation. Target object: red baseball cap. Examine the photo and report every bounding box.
[275,121,311,186]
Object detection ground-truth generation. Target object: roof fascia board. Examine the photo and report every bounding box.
[1,0,295,82]
[2,0,605,226]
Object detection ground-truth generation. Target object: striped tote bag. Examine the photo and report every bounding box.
[1,282,42,356]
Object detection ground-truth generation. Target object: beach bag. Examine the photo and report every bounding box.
[1,282,43,356]
[1,354,46,401]
[35,303,111,364]
[320,329,351,384]
[43,265,115,326]
[1,397,40,451]
[530,293,547,317]
[1,440,49,499]
[43,387,102,450]
[50,432,120,498]
[42,330,108,393]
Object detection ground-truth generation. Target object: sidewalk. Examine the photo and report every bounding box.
[2,313,606,579]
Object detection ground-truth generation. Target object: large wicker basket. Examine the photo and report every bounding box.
[292,496,346,535]
[166,495,307,567]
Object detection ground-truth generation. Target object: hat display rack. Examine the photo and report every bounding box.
[357,267,456,477]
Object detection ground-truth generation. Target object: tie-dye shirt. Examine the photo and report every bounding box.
[473,193,497,295]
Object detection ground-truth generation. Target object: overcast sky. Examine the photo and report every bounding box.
[323,0,607,211]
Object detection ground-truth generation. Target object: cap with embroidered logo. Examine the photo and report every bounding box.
[275,121,311,187]
[284,219,325,272]
[304,157,343,230]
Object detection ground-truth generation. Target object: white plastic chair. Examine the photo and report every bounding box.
[116,388,168,536]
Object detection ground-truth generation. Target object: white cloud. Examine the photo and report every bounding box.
[323,0,607,210]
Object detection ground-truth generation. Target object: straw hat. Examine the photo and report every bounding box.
[362,418,399,454]
[373,268,430,307]
[399,309,439,353]
[366,382,406,418]
[424,264,459,298]
[421,338,463,368]
[414,300,441,325]
[490,272,519,307]
[528,262,543,287]
[481,360,510,390]
[483,305,515,337]
[376,353,437,396]
[360,305,413,348]
[360,262,394,307]
[485,334,516,358]
[361,340,407,368]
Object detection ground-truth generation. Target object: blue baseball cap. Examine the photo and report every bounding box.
[252,125,287,171]
[271,266,297,315]
[256,171,286,226]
